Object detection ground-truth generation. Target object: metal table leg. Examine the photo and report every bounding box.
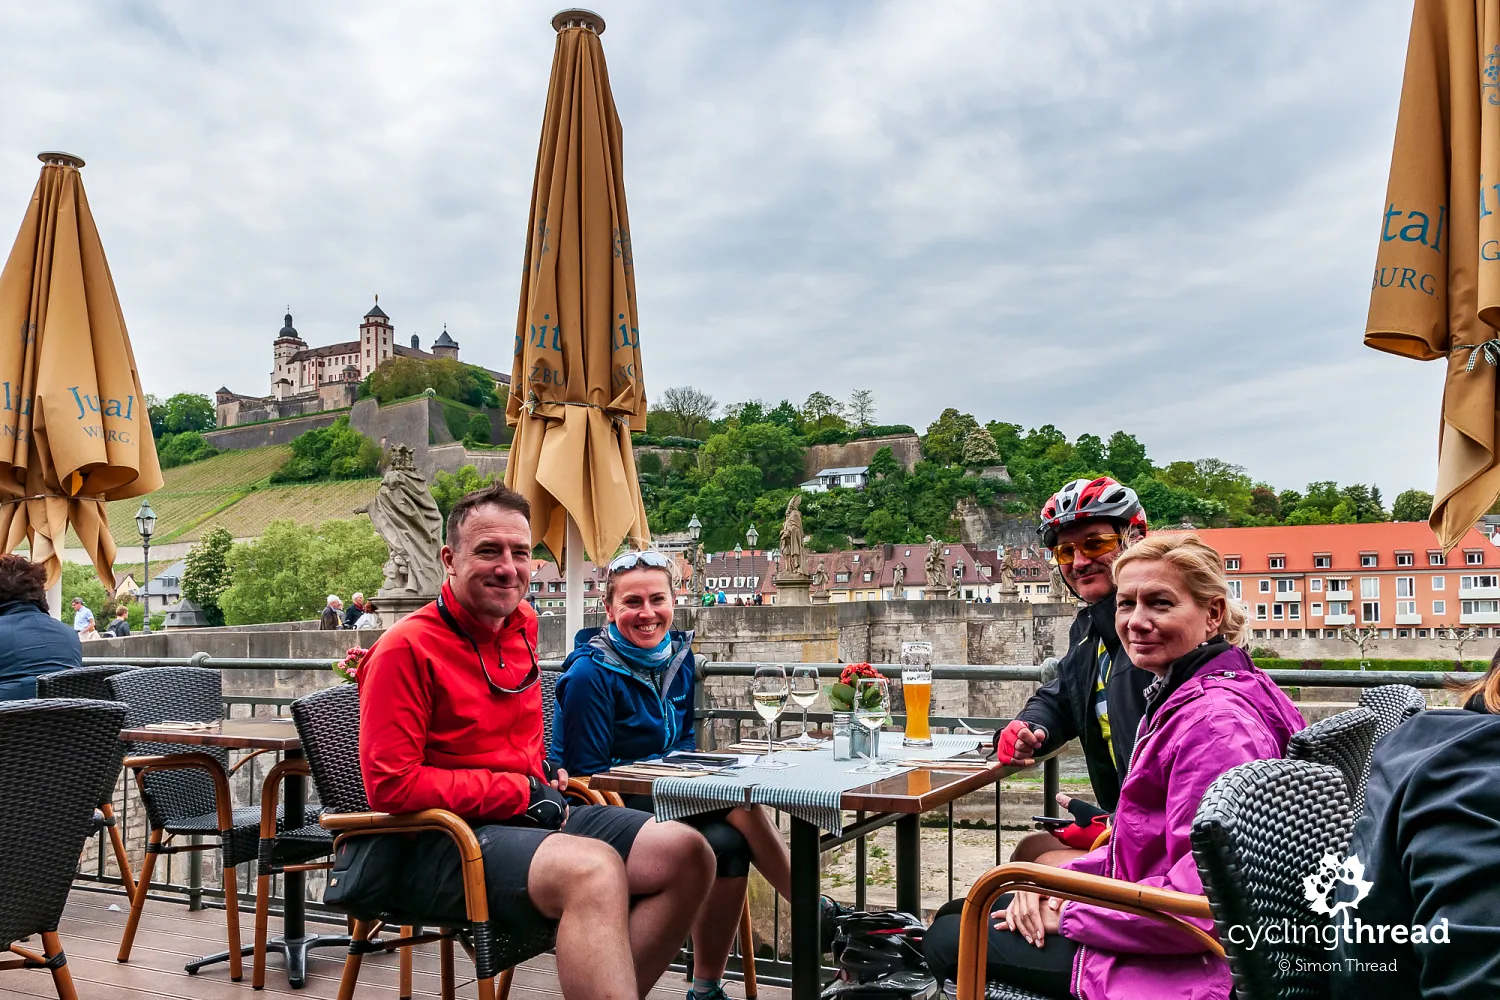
[188,748,349,988]
[790,817,822,1000]
[895,814,921,916]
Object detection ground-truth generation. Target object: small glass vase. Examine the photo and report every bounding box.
[833,712,852,760]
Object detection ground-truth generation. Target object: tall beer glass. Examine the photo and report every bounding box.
[901,666,933,747]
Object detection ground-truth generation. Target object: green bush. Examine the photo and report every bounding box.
[269,416,380,483]
[219,518,386,625]
[463,411,491,445]
[1252,657,1488,672]
[157,430,218,469]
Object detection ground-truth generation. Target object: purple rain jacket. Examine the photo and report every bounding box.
[1055,640,1306,1000]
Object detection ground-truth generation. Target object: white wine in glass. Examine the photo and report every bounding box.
[750,664,791,769]
[788,665,822,745]
[853,676,894,773]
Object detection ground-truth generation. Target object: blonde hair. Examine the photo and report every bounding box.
[1111,534,1248,647]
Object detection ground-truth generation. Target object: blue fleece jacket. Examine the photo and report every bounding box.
[549,626,697,777]
[0,600,83,701]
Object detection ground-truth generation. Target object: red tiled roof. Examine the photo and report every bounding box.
[1171,522,1495,571]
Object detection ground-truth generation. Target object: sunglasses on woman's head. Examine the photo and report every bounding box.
[607,549,673,573]
[1051,533,1123,565]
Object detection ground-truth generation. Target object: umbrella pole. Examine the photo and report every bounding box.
[45,540,64,620]
[565,514,585,645]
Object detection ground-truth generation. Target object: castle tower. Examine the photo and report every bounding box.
[359,296,393,378]
[271,310,307,392]
[431,323,459,361]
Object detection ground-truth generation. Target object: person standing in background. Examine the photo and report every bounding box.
[70,596,94,634]
[320,595,343,630]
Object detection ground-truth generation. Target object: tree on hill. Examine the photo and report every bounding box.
[700,422,805,489]
[364,357,501,408]
[182,527,234,627]
[922,408,982,466]
[656,386,718,439]
[1391,489,1433,522]
[961,425,999,466]
[270,416,381,483]
[148,392,216,438]
[848,389,876,429]
[158,430,218,469]
[1104,431,1151,484]
[219,519,386,625]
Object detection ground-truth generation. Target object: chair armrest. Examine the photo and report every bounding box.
[320,809,490,924]
[258,758,312,839]
[570,775,625,807]
[125,751,236,832]
[562,775,606,806]
[954,862,1221,1000]
[228,747,277,775]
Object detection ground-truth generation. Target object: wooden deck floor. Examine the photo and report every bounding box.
[6,890,787,1000]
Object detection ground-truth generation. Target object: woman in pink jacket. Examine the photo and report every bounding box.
[925,534,1305,999]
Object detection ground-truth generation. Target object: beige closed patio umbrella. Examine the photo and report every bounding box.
[506,9,650,637]
[1366,0,1500,548]
[0,152,162,600]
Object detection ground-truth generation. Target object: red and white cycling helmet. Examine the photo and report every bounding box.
[1038,476,1147,548]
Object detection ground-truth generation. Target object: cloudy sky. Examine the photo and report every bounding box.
[0,1,1436,497]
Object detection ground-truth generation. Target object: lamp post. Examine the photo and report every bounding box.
[687,513,703,602]
[746,524,759,600]
[135,499,157,634]
[734,543,743,602]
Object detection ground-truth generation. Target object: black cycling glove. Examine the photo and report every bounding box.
[523,776,567,829]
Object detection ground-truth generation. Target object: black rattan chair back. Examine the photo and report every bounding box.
[35,665,132,808]
[0,699,128,950]
[106,667,226,829]
[1192,759,1353,1000]
[1286,707,1378,822]
[540,669,559,751]
[290,684,368,813]
[1357,684,1425,745]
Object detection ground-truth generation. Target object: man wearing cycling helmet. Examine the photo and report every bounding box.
[998,476,1153,863]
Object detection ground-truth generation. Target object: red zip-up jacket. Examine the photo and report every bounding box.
[357,582,543,822]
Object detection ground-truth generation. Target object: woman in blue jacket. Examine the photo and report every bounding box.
[551,550,799,1000]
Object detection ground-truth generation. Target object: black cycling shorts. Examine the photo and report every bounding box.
[390,805,653,932]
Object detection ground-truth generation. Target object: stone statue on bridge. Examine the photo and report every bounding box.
[355,445,445,599]
[924,534,947,591]
[778,495,806,578]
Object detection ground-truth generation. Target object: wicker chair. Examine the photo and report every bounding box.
[107,667,322,982]
[0,698,130,1000]
[952,758,1355,1000]
[1357,684,1426,745]
[34,665,136,895]
[1285,707,1378,822]
[1192,759,1354,1000]
[295,682,603,1000]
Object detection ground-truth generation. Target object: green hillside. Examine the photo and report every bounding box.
[64,446,381,548]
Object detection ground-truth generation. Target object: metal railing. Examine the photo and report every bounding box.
[74,652,1467,985]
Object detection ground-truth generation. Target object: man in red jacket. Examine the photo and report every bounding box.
[358,482,715,1000]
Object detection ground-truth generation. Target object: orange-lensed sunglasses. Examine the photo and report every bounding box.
[1051,533,1123,565]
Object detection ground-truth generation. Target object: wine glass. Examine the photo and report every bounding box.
[750,664,791,769]
[852,676,894,773]
[787,665,822,746]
